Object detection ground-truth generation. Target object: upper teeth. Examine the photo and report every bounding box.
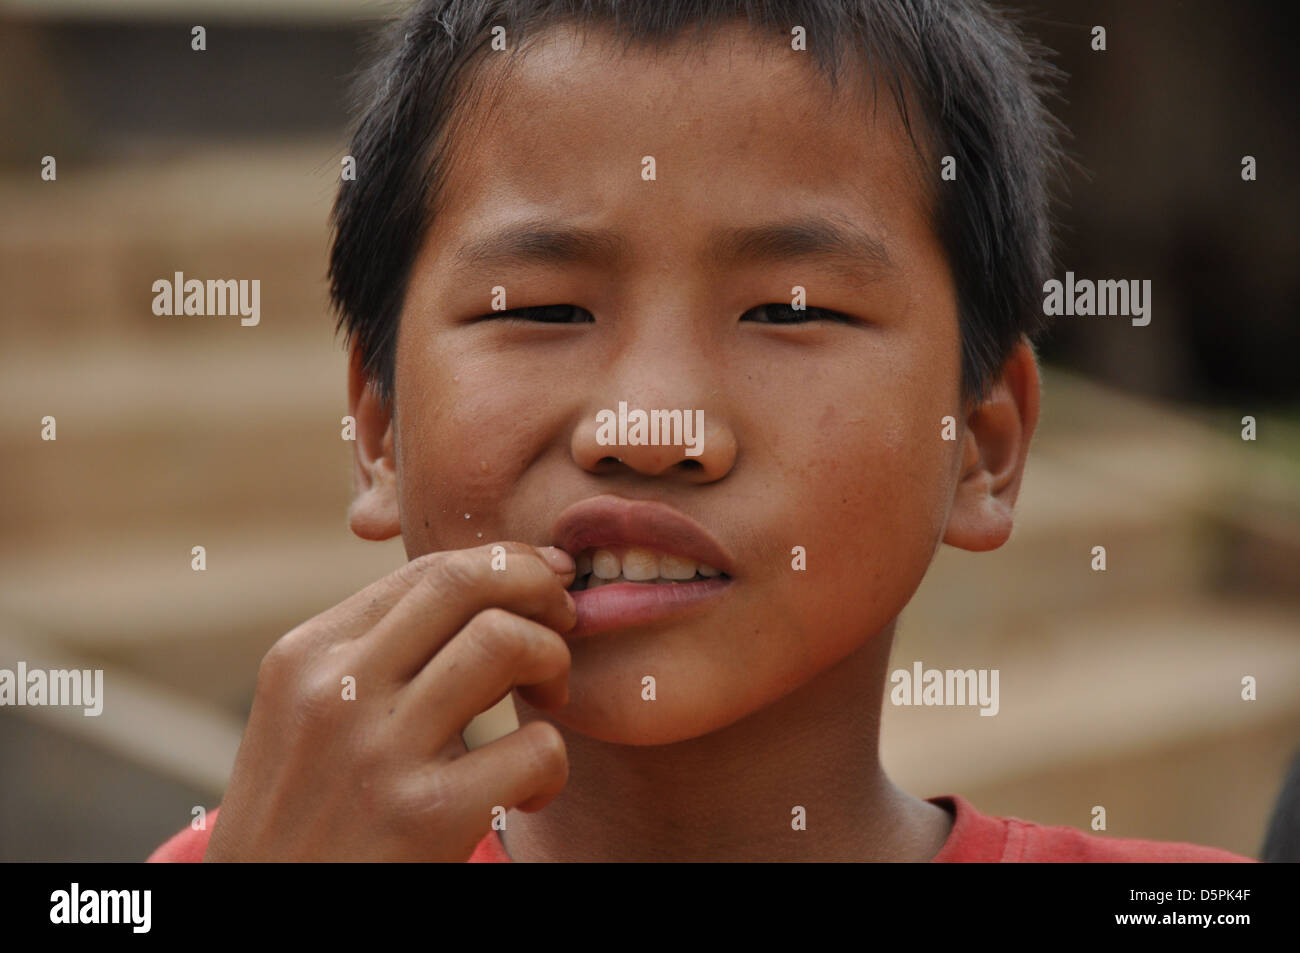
[576,546,720,584]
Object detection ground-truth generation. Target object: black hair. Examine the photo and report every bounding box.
[329,0,1068,410]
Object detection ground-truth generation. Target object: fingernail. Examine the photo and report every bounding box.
[540,546,575,574]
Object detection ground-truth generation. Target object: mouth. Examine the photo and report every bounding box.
[566,545,729,591]
[551,495,737,637]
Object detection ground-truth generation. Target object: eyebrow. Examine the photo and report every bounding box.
[705,217,895,283]
[450,216,895,283]
[453,223,628,271]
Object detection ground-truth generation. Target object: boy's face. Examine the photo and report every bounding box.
[358,22,971,744]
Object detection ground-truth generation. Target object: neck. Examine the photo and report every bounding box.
[501,622,953,862]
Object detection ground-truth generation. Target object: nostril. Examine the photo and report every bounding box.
[676,459,703,471]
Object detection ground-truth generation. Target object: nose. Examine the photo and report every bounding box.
[571,401,737,483]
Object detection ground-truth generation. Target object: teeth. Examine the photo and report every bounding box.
[591,549,620,579]
[659,554,697,580]
[574,547,726,588]
[621,547,660,581]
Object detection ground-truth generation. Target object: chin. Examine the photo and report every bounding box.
[547,689,743,747]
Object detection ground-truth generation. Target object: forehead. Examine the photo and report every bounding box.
[421,20,934,277]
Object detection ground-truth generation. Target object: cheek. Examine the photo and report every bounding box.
[844,397,953,551]
[394,356,551,546]
[768,393,954,651]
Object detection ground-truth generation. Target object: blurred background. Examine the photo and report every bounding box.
[0,0,1296,860]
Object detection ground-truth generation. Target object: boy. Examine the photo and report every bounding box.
[150,0,1251,862]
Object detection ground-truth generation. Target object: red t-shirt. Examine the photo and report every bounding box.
[146,794,1254,862]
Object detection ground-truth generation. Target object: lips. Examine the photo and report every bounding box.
[550,495,736,637]
[552,495,736,577]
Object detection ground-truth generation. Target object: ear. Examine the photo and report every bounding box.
[942,338,1041,552]
[346,346,401,541]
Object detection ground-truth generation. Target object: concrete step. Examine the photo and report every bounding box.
[0,524,408,715]
[0,141,338,339]
[0,335,351,541]
[881,596,1300,857]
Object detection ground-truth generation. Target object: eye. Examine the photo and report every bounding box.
[482,305,593,323]
[741,303,853,324]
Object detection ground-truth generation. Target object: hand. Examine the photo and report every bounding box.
[203,542,576,861]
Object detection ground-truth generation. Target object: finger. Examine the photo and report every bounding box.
[403,720,569,857]
[282,543,574,660]
[358,543,576,682]
[393,608,571,750]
